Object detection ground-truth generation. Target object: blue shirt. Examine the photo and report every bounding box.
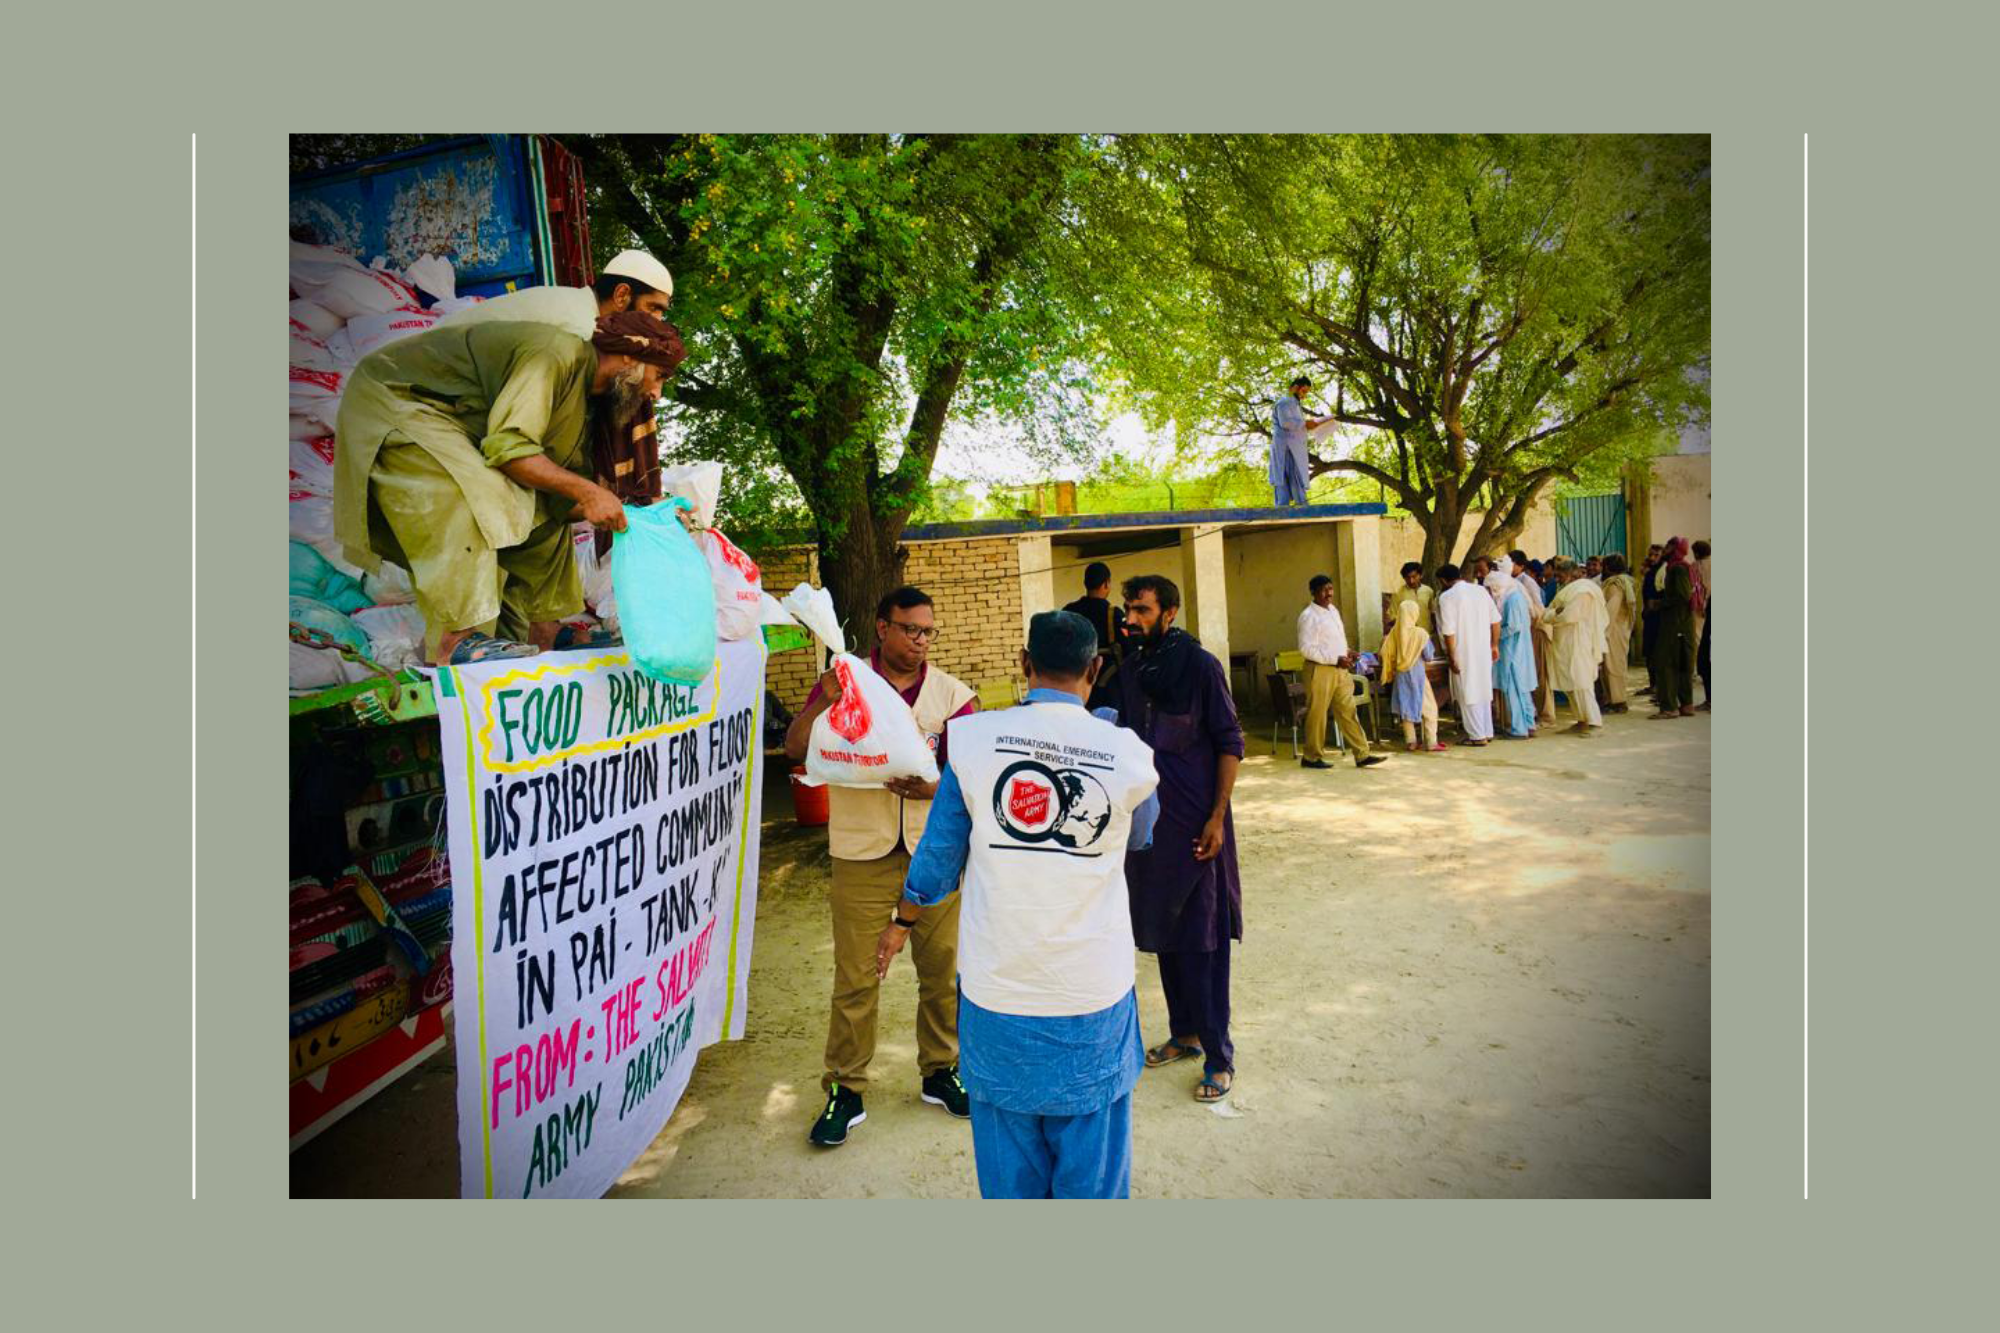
[902,686,1155,1113]
[1269,394,1308,485]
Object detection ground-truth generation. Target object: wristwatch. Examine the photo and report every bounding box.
[892,914,919,930]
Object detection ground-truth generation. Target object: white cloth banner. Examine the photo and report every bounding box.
[436,638,766,1198]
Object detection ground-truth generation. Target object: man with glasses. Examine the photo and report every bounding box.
[785,586,979,1147]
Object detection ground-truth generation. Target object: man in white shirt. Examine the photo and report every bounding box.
[1297,575,1387,771]
[1436,562,1503,746]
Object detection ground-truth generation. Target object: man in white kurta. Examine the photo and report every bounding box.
[1436,563,1502,744]
[1545,558,1610,734]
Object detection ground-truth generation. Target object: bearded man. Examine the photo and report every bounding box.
[333,311,686,664]
[1112,575,1246,1105]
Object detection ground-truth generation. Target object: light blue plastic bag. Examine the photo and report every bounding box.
[611,496,717,684]
[289,595,372,656]
[289,541,372,614]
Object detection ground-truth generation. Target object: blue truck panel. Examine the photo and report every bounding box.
[290,136,551,296]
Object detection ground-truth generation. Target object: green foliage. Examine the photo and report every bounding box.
[573,135,1102,561]
[1076,134,1710,557]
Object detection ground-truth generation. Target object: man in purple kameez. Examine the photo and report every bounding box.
[1112,574,1244,1103]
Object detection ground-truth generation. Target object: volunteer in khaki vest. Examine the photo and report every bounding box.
[784,586,978,1147]
[876,611,1161,1198]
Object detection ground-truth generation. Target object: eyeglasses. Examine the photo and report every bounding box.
[887,621,940,643]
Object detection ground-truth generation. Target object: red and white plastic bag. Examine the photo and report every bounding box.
[779,583,938,789]
[701,528,764,641]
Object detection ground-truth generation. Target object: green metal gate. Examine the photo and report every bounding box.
[1555,492,1626,562]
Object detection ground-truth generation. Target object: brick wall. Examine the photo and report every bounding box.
[753,546,821,712]
[745,536,1025,711]
[903,538,1023,696]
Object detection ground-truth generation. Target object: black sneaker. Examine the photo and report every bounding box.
[920,1066,971,1119]
[1356,754,1388,768]
[1301,758,1333,770]
[809,1083,866,1147]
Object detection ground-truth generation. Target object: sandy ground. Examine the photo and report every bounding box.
[293,680,1710,1199]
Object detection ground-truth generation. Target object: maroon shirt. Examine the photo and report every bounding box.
[803,651,977,768]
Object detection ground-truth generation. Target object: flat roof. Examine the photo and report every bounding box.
[902,501,1387,544]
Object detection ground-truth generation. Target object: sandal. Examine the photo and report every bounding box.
[1195,1071,1233,1102]
[445,632,541,665]
[1146,1039,1204,1068]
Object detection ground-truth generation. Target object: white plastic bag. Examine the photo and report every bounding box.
[290,260,424,320]
[402,253,456,302]
[780,583,844,651]
[700,528,763,641]
[758,591,796,626]
[342,309,440,359]
[353,604,428,671]
[779,583,937,789]
[290,299,345,339]
[659,462,724,529]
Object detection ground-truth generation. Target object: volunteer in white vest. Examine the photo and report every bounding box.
[784,585,978,1148]
[876,610,1160,1198]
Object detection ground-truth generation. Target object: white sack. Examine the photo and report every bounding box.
[342,310,440,359]
[289,299,345,339]
[432,285,595,340]
[362,562,415,606]
[290,260,424,321]
[353,605,428,671]
[289,366,344,429]
[289,435,336,496]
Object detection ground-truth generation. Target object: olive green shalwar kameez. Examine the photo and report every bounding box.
[333,321,598,658]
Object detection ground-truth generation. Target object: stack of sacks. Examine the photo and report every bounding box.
[289,239,468,687]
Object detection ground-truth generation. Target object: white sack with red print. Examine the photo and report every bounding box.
[779,582,936,789]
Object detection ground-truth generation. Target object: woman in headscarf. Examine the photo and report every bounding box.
[1598,553,1639,712]
[1646,536,1700,718]
[1380,602,1445,752]
[1486,555,1539,739]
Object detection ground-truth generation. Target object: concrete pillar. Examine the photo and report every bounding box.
[1178,524,1231,668]
[1336,515,1386,651]
[1018,534,1055,641]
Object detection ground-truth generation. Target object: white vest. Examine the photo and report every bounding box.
[944,699,1159,1017]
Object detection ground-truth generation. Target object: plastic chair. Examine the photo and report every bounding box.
[1267,673,1308,758]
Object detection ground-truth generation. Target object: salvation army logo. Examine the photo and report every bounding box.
[992,760,1113,850]
[1008,775,1053,829]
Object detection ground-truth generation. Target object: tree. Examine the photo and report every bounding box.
[1081,134,1711,571]
[569,134,1094,649]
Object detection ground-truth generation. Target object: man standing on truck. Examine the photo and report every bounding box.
[332,310,686,665]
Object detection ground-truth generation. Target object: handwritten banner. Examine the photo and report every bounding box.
[436,638,765,1198]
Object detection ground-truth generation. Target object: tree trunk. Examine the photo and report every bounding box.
[1421,497,1467,578]
[815,492,908,656]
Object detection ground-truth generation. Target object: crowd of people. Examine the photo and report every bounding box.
[780,534,1708,1200]
[1322,540,1710,755]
